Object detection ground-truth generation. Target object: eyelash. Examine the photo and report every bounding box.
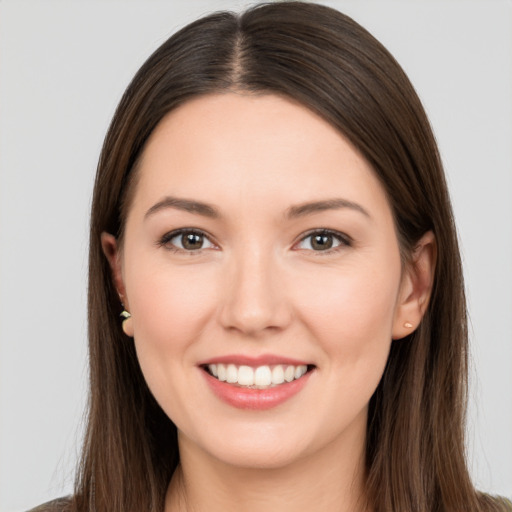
[295,229,352,255]
[158,228,216,255]
[157,228,352,255]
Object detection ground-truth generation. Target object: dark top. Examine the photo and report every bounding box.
[27,494,512,511]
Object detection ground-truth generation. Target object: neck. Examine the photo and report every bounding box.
[165,427,369,512]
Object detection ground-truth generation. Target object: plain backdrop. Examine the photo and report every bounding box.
[0,1,511,511]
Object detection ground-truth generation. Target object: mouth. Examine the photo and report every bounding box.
[202,363,314,390]
[198,355,316,409]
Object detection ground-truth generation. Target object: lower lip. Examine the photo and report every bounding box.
[202,369,313,410]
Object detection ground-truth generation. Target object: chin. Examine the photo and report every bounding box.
[184,422,314,470]
[211,442,307,470]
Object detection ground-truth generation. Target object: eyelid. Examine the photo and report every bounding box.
[158,228,218,253]
[157,227,352,254]
[293,228,352,253]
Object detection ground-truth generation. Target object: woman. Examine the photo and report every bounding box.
[29,2,511,511]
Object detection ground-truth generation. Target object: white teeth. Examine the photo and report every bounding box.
[294,365,307,379]
[217,364,227,381]
[284,365,295,382]
[271,365,285,385]
[238,365,254,386]
[226,364,238,383]
[217,364,226,382]
[254,366,272,386]
[207,363,309,388]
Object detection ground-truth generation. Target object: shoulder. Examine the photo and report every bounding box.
[478,493,512,511]
[26,496,72,512]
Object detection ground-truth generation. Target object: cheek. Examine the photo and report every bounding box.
[124,255,219,378]
[293,256,401,367]
[289,259,401,433]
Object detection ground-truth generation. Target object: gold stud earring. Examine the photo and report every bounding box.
[403,321,413,328]
[120,310,133,336]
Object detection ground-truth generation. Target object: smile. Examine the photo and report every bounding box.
[200,358,315,410]
[206,363,309,389]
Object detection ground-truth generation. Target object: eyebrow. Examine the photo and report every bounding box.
[285,198,371,219]
[145,196,220,219]
[144,196,370,220]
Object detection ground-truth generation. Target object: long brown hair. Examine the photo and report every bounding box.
[75,3,510,511]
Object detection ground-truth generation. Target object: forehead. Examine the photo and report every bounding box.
[131,93,390,218]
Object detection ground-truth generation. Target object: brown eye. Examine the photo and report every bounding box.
[296,230,350,252]
[311,234,333,250]
[163,230,215,252]
[181,232,204,250]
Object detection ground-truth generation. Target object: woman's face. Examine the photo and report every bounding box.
[104,93,421,469]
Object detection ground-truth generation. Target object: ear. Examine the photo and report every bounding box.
[101,232,134,337]
[392,231,437,340]
[101,232,126,300]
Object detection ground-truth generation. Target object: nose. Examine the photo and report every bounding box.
[219,244,292,337]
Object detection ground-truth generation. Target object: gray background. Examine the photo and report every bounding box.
[0,1,511,510]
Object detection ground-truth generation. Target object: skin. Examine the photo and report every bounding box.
[102,93,436,512]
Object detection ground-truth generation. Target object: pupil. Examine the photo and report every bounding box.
[312,234,333,250]
[182,233,202,250]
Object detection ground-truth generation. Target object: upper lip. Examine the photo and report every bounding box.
[198,354,313,367]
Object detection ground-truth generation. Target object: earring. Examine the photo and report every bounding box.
[120,310,133,337]
[403,321,413,328]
